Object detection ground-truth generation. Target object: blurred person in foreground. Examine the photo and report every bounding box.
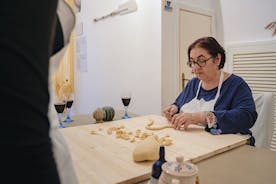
[49,0,78,183]
[0,0,60,183]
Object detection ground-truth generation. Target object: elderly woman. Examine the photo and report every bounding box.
[163,37,257,145]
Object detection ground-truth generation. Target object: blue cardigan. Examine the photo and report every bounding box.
[173,74,257,144]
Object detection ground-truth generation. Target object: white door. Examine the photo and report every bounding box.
[179,9,212,91]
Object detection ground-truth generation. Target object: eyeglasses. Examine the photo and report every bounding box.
[187,56,213,68]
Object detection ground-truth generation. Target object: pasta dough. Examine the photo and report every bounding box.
[146,119,173,130]
[133,136,159,162]
[90,123,174,146]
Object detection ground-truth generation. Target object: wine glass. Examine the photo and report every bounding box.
[54,102,66,128]
[121,92,131,119]
[64,94,74,123]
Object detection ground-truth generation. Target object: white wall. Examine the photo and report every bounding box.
[220,0,276,71]
[73,0,276,116]
[220,0,276,45]
[74,0,161,116]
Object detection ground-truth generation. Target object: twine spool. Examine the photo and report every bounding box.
[93,108,105,123]
[93,106,115,123]
[102,106,115,121]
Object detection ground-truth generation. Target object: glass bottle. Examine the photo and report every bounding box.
[149,146,167,184]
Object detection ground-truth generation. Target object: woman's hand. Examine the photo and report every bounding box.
[162,105,178,122]
[171,112,206,130]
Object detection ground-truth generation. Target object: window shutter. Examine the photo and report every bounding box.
[230,41,276,151]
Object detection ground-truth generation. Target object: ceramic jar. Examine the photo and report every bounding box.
[158,156,198,184]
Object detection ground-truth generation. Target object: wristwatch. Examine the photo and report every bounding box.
[205,111,217,128]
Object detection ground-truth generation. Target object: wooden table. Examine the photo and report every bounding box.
[196,145,276,184]
[60,115,249,184]
[139,145,276,184]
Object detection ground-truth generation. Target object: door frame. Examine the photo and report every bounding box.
[161,2,216,108]
[175,2,216,93]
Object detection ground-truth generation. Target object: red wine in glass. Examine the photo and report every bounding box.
[54,103,66,128]
[55,103,66,113]
[121,92,131,119]
[122,98,131,107]
[66,100,74,108]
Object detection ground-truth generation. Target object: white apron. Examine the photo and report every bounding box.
[48,1,78,183]
[180,71,224,127]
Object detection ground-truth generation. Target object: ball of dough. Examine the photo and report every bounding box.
[133,136,159,162]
